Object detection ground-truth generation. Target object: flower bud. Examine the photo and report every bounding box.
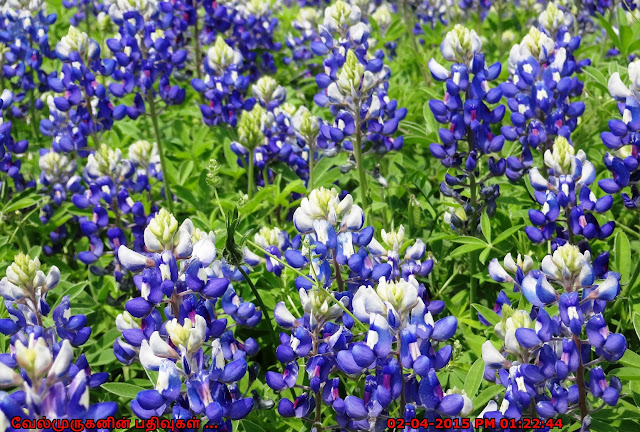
[166,316,206,353]
[544,136,574,175]
[96,12,112,32]
[380,226,405,252]
[299,288,346,323]
[15,337,53,379]
[292,106,319,141]
[323,0,361,33]
[145,208,179,251]
[371,4,392,35]
[297,187,352,225]
[39,151,76,184]
[544,243,589,279]
[207,36,242,74]
[128,140,158,168]
[440,24,482,63]
[238,105,266,149]
[337,50,364,94]
[87,144,131,180]
[539,2,566,34]
[57,26,89,57]
[496,309,531,354]
[375,276,419,316]
[252,76,285,107]
[501,29,515,44]
[520,27,555,62]
[7,253,42,288]
[239,0,270,18]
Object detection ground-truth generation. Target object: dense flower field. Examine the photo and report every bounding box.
[1,0,640,430]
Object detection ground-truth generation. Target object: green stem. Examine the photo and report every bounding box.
[573,335,589,421]
[469,252,477,308]
[401,0,430,86]
[238,266,277,348]
[617,221,640,240]
[496,0,504,58]
[247,149,254,199]
[84,3,92,38]
[353,99,369,217]
[192,10,205,105]
[147,89,174,213]
[625,213,640,295]
[193,11,202,81]
[308,139,315,191]
[469,171,478,308]
[83,89,99,149]
[332,254,344,291]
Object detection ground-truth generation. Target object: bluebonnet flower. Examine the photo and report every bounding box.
[479,253,538,325]
[284,7,322,75]
[411,0,455,33]
[231,76,313,189]
[525,135,615,247]
[501,20,589,180]
[538,2,575,37]
[0,107,31,192]
[202,0,281,82]
[598,59,640,208]
[0,0,56,118]
[264,188,464,429]
[113,209,262,427]
[62,1,109,28]
[484,244,626,427]
[0,253,115,424]
[457,0,492,21]
[105,0,187,118]
[42,26,116,155]
[71,144,153,281]
[193,35,255,127]
[310,10,406,207]
[312,1,406,163]
[244,226,293,277]
[428,25,505,234]
[37,148,83,255]
[128,139,162,186]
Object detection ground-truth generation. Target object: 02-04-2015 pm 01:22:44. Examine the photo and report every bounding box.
[385,417,565,429]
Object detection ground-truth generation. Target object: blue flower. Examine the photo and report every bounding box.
[114,209,260,425]
[0,253,112,421]
[484,244,626,421]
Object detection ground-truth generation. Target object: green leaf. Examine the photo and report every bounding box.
[471,385,504,413]
[101,382,145,399]
[634,313,640,342]
[631,380,640,408]
[590,420,618,432]
[52,282,88,309]
[481,211,491,242]
[451,236,487,245]
[238,420,268,432]
[614,231,631,283]
[464,358,484,398]
[178,160,195,186]
[3,196,39,213]
[619,350,640,369]
[596,14,621,51]
[582,65,609,89]
[493,225,524,245]
[609,366,640,380]
[450,243,487,258]
[471,304,501,326]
